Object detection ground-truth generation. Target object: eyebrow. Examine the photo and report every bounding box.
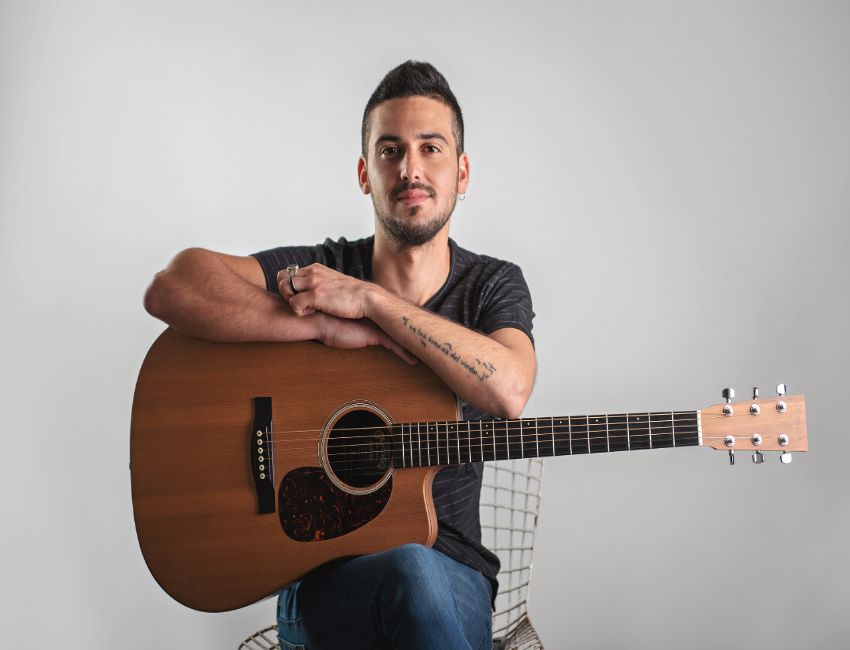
[374,132,450,150]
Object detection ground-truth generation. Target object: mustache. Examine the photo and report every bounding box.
[391,182,436,200]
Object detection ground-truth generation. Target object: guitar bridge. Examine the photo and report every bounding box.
[251,397,275,514]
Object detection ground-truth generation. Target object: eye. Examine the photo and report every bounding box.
[423,144,441,154]
[380,146,399,157]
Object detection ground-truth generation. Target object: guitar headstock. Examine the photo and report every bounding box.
[700,386,807,464]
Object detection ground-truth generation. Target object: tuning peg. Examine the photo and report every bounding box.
[776,384,787,397]
[722,387,735,403]
[752,450,764,464]
[752,387,759,400]
[780,451,793,464]
[728,450,735,465]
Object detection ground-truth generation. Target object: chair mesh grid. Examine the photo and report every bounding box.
[480,459,544,643]
[239,459,545,649]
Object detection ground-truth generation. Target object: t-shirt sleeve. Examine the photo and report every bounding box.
[251,243,331,292]
[477,262,536,345]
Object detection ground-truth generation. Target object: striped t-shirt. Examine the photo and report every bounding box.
[253,236,535,596]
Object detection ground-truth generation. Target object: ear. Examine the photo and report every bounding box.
[357,156,371,195]
[457,152,470,194]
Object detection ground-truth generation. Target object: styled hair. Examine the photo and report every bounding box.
[361,60,464,157]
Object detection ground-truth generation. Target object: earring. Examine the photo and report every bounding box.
[458,193,466,201]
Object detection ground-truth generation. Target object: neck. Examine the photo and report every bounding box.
[372,227,451,305]
[387,411,702,468]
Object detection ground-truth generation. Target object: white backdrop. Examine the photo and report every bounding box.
[2,1,849,648]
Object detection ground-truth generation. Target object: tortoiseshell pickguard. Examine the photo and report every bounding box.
[278,467,392,542]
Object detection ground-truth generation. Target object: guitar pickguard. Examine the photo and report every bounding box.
[278,467,392,542]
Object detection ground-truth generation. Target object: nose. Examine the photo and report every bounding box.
[400,150,422,181]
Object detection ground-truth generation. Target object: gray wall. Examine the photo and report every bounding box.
[2,1,848,647]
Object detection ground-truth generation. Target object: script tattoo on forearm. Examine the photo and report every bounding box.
[401,316,497,381]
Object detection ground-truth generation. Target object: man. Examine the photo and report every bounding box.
[144,61,536,649]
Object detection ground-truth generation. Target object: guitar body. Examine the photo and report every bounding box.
[130,329,459,612]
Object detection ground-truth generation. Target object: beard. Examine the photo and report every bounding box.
[374,182,458,248]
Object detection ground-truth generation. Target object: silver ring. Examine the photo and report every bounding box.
[286,264,300,294]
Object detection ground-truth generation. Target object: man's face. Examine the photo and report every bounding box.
[358,96,469,248]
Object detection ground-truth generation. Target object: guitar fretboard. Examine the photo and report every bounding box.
[390,411,701,468]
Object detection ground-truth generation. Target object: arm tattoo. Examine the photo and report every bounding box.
[401,316,497,381]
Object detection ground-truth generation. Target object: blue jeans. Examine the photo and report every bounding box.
[276,544,493,650]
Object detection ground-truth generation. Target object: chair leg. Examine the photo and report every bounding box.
[494,613,544,650]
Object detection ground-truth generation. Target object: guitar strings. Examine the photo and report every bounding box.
[239,413,781,448]
[233,410,747,444]
[253,432,765,463]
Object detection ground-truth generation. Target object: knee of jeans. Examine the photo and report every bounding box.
[381,544,442,592]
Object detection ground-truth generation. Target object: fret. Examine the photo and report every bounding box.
[650,412,675,449]
[571,416,589,454]
[478,419,484,462]
[550,417,557,456]
[507,419,523,460]
[628,413,650,450]
[552,418,571,456]
[481,420,496,462]
[535,417,555,458]
[607,414,629,452]
[494,419,508,461]
[462,420,473,463]
[588,415,608,454]
[672,411,700,447]
[535,419,540,458]
[671,412,676,447]
[523,418,538,459]
[399,423,406,468]
[440,421,449,465]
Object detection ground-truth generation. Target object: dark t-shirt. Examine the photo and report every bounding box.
[252,236,535,594]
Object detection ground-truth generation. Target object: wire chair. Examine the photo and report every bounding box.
[238,458,545,650]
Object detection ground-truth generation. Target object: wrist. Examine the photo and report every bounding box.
[361,282,388,319]
[306,312,328,343]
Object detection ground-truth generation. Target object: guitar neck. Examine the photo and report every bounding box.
[390,411,701,468]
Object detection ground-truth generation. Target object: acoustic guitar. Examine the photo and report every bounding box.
[130,328,808,612]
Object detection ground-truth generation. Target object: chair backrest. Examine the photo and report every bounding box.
[479,458,545,640]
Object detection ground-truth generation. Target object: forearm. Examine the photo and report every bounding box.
[363,287,535,419]
[144,248,320,342]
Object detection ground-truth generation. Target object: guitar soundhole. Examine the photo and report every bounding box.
[327,409,392,490]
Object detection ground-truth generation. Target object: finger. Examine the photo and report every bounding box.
[288,294,316,317]
[276,270,293,298]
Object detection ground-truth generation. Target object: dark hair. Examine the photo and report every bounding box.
[361,60,464,157]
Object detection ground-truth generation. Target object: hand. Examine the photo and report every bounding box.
[314,312,418,365]
[277,264,374,320]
